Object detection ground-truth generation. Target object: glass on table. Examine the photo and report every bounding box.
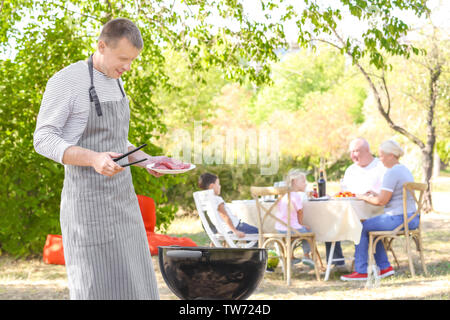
[340,179,348,192]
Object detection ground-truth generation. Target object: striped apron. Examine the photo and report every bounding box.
[60,55,159,300]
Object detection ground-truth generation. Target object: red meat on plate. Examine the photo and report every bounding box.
[153,161,190,170]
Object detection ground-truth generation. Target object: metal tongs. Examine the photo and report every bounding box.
[113,143,147,167]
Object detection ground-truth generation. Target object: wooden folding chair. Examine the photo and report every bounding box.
[193,189,259,248]
[250,186,321,284]
[367,182,428,282]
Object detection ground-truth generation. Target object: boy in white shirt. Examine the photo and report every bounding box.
[198,173,258,237]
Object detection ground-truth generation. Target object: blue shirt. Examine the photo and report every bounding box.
[381,164,416,216]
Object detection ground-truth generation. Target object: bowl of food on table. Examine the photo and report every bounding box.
[333,191,356,200]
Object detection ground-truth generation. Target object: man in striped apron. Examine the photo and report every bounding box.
[34,18,166,299]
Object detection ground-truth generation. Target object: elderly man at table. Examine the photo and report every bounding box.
[341,140,417,281]
[326,138,387,269]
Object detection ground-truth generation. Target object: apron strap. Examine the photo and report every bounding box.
[88,54,103,117]
[117,79,126,98]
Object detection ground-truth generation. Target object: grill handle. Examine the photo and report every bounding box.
[166,250,203,259]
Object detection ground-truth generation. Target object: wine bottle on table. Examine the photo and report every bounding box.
[318,170,326,197]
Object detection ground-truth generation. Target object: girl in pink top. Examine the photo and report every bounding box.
[276,169,314,267]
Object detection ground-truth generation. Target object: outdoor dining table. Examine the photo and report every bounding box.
[227,197,384,281]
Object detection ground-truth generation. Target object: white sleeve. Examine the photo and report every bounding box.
[381,168,396,192]
[213,195,225,209]
[33,74,75,164]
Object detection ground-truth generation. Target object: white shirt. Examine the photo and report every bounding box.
[34,60,134,165]
[211,195,240,232]
[342,158,386,194]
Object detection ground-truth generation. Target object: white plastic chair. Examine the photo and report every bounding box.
[193,189,259,248]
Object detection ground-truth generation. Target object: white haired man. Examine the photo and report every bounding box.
[326,138,386,270]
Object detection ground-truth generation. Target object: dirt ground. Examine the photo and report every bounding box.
[0,210,448,300]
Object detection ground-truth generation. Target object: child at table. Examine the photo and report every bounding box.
[276,169,315,267]
[198,172,259,238]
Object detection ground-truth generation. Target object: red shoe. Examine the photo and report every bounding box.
[340,271,368,281]
[379,266,395,278]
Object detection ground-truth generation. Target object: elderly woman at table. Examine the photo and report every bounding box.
[341,140,419,281]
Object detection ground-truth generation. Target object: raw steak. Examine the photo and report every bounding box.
[152,160,191,170]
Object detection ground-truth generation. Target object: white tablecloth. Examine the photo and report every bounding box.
[228,199,384,245]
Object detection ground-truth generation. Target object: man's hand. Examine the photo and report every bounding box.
[62,146,124,177]
[92,152,125,177]
[365,190,378,197]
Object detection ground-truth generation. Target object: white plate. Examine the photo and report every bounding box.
[146,163,196,174]
[333,197,359,200]
[308,196,331,201]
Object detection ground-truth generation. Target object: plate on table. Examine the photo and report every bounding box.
[308,196,331,201]
[147,163,196,174]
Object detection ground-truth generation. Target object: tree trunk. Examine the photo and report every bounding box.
[422,149,434,212]
[421,61,441,212]
[433,150,440,178]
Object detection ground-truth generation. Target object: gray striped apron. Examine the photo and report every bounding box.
[60,55,159,300]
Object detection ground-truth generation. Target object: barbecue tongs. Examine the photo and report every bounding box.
[113,143,147,167]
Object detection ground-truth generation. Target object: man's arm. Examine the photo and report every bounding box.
[62,146,124,177]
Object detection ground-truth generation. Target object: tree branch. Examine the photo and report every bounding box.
[50,3,103,23]
[381,70,391,116]
[310,38,342,51]
[325,21,426,149]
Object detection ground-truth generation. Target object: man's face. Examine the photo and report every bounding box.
[349,141,371,167]
[98,37,141,79]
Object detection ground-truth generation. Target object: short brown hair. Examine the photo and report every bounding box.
[198,173,218,190]
[99,18,143,49]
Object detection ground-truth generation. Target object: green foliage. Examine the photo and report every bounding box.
[250,46,346,123]
[267,250,280,269]
[151,48,228,127]
[0,9,91,256]
[436,140,450,165]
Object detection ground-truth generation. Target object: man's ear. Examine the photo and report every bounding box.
[98,40,106,54]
